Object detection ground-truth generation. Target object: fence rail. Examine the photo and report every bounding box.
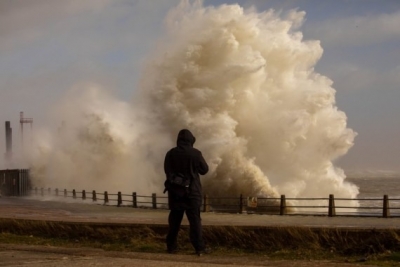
[26,187,400,218]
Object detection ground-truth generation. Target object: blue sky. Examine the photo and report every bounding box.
[1,0,400,174]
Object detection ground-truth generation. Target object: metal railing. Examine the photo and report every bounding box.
[27,187,400,218]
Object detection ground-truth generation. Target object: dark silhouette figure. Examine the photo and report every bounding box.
[164,129,209,255]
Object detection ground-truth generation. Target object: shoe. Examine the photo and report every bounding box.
[196,247,212,256]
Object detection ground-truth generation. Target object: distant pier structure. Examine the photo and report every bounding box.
[4,121,12,161]
[20,111,33,148]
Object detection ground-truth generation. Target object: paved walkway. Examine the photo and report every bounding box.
[0,196,400,229]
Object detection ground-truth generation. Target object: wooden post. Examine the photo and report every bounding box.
[92,190,97,202]
[203,194,210,212]
[64,189,67,197]
[328,194,336,217]
[41,188,44,196]
[104,191,109,204]
[82,190,86,200]
[152,193,157,209]
[280,195,287,215]
[132,192,137,208]
[73,189,76,199]
[117,192,122,207]
[383,195,390,218]
[239,194,244,214]
[48,187,51,195]
[55,188,59,196]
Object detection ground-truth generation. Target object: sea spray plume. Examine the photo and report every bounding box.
[29,1,359,208]
[137,2,359,204]
[29,83,160,195]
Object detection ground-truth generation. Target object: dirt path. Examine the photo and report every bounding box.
[0,244,378,267]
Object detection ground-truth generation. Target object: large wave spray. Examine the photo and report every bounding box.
[30,2,359,203]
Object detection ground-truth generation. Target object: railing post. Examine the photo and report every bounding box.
[64,189,67,197]
[328,194,336,217]
[203,194,210,212]
[239,194,244,214]
[280,195,287,215]
[73,189,76,199]
[55,188,59,196]
[48,187,51,195]
[82,190,86,200]
[104,191,109,204]
[92,190,97,202]
[383,195,390,218]
[152,193,157,209]
[117,192,122,207]
[132,192,137,208]
[41,188,44,196]
[35,187,38,195]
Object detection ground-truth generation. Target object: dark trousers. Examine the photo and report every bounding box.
[166,207,205,252]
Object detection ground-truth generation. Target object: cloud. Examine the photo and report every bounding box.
[0,0,113,52]
[0,0,179,65]
[304,10,400,47]
[324,60,400,94]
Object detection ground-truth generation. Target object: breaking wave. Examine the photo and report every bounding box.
[29,1,359,205]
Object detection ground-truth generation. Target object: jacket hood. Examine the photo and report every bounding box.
[177,129,196,147]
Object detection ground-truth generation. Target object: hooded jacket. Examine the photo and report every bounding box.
[164,129,209,209]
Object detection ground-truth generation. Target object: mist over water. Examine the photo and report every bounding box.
[29,1,359,204]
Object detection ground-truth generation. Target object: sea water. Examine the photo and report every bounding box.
[345,177,400,216]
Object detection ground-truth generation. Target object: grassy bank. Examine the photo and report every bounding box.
[1,218,400,265]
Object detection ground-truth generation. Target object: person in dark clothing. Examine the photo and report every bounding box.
[164,129,209,255]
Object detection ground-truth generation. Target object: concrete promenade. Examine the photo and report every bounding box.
[0,196,400,229]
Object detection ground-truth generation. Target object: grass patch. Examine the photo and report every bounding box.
[2,232,400,266]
